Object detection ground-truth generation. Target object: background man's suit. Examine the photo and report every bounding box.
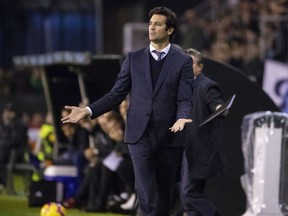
[88,45,194,215]
[181,73,225,216]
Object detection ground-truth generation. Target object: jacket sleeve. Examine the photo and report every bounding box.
[88,55,131,118]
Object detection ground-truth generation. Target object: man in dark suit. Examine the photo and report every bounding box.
[180,48,226,216]
[0,103,28,189]
[61,7,194,216]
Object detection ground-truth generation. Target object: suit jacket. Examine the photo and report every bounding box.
[89,45,194,147]
[185,73,226,178]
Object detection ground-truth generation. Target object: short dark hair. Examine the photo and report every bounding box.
[149,7,178,42]
[185,48,203,65]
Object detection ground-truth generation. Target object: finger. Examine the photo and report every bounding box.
[64,105,73,110]
[169,124,177,130]
[61,115,75,123]
[169,127,176,132]
[61,115,70,122]
[62,119,76,124]
[61,117,68,122]
[172,127,179,133]
[61,119,70,124]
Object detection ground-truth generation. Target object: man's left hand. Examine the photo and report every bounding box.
[169,118,192,133]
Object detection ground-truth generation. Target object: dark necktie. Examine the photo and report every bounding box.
[153,50,165,61]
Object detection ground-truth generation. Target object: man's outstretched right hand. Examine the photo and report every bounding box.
[61,106,90,124]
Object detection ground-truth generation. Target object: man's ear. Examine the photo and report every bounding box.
[167,27,174,36]
[200,64,204,70]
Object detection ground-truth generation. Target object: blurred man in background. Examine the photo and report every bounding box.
[0,103,28,188]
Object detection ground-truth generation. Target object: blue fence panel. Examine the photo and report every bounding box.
[1,10,96,67]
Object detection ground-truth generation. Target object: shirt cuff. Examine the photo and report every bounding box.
[85,106,92,116]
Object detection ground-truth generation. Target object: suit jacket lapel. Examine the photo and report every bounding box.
[142,47,153,95]
[153,47,176,96]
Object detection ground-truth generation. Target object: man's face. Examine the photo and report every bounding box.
[149,14,173,44]
[2,109,15,124]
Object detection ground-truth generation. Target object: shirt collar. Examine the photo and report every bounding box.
[149,43,171,55]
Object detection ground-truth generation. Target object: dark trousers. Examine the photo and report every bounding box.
[128,122,182,216]
[116,157,135,193]
[180,153,218,216]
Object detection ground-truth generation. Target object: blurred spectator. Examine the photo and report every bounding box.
[242,42,264,84]
[0,67,14,97]
[84,110,134,213]
[63,110,135,214]
[55,108,89,184]
[27,112,45,151]
[179,9,208,50]
[180,0,288,86]
[28,112,55,181]
[0,103,28,186]
[29,67,43,93]
[62,111,114,210]
[56,124,89,181]
[119,97,130,123]
[10,66,43,94]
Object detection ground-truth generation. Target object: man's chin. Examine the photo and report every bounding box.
[149,36,156,42]
[150,39,160,44]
